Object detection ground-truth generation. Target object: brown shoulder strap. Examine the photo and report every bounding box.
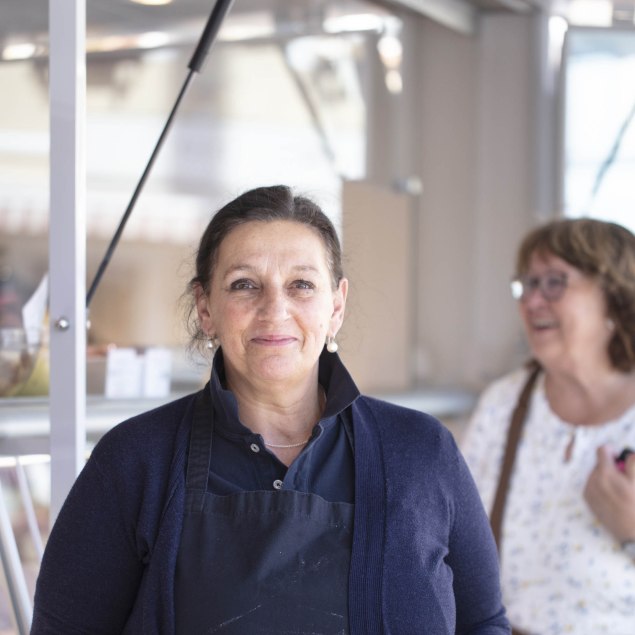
[490,365,541,550]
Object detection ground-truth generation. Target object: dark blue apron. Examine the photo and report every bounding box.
[174,389,354,634]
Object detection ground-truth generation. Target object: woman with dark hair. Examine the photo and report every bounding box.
[32,185,509,634]
[462,218,635,635]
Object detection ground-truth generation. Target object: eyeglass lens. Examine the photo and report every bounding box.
[511,271,567,302]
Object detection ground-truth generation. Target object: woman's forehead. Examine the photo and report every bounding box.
[221,219,323,247]
[525,248,572,272]
[215,220,329,270]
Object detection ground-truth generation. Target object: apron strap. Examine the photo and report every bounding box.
[185,385,214,512]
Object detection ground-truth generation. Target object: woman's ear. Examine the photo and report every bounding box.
[194,282,214,336]
[330,278,348,335]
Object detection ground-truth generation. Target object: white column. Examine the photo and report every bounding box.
[48,0,87,525]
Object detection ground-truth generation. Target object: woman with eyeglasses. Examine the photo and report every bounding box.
[461,217,635,635]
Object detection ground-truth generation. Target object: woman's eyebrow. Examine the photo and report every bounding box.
[222,263,320,277]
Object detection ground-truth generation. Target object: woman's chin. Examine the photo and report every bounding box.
[529,345,562,371]
[528,332,559,359]
[248,353,310,384]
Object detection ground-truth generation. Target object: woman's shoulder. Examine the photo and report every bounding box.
[353,396,478,492]
[355,394,444,426]
[90,391,198,471]
[462,365,539,451]
[353,394,454,451]
[476,365,536,410]
[101,392,195,439]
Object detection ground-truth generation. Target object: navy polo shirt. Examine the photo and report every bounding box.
[206,350,360,503]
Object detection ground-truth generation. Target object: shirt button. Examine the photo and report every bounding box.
[273,479,283,490]
[249,443,260,453]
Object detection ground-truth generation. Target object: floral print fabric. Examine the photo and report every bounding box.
[462,368,635,634]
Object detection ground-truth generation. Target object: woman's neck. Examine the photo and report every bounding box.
[223,370,326,464]
[544,364,635,425]
[236,384,324,438]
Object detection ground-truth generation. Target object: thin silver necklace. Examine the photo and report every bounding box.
[262,386,325,450]
[264,438,310,449]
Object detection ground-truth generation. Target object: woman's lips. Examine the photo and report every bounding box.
[531,319,557,331]
[250,335,297,346]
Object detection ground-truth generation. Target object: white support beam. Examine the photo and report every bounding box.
[384,0,477,34]
[48,0,87,525]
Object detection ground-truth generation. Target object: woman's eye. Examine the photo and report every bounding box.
[545,276,565,291]
[230,279,256,291]
[292,280,315,290]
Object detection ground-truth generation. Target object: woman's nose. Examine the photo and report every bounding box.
[258,287,289,320]
[522,284,548,308]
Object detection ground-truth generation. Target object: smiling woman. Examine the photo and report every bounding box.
[193,220,347,410]
[462,217,635,635]
[31,185,510,635]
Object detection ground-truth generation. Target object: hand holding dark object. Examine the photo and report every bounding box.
[583,445,635,544]
[615,447,635,472]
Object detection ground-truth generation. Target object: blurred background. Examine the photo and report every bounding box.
[1,0,634,631]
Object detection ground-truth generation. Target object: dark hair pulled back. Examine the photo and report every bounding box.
[186,185,344,349]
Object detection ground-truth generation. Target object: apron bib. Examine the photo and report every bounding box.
[174,389,354,635]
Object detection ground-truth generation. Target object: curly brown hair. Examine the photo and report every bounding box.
[516,217,635,372]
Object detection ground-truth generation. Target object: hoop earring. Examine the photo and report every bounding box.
[326,336,338,353]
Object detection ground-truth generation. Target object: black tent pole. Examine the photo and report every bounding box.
[86,0,236,308]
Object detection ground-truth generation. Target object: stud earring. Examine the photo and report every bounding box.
[326,336,338,353]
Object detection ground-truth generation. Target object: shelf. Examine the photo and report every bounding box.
[0,387,475,457]
[0,393,188,456]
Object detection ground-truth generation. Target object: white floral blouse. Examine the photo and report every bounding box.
[461,367,635,635]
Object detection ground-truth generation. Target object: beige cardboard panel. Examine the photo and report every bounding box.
[339,180,412,393]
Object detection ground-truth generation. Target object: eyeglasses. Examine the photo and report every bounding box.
[510,271,568,302]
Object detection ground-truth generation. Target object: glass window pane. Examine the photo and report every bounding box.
[562,27,635,231]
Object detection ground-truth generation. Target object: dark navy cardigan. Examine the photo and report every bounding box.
[32,386,509,634]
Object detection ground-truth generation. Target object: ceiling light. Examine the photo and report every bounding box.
[323,14,384,34]
[2,42,37,61]
[377,35,403,69]
[136,32,171,49]
[385,69,403,94]
[129,0,173,6]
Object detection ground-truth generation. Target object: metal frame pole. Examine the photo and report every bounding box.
[0,480,32,633]
[48,0,87,525]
